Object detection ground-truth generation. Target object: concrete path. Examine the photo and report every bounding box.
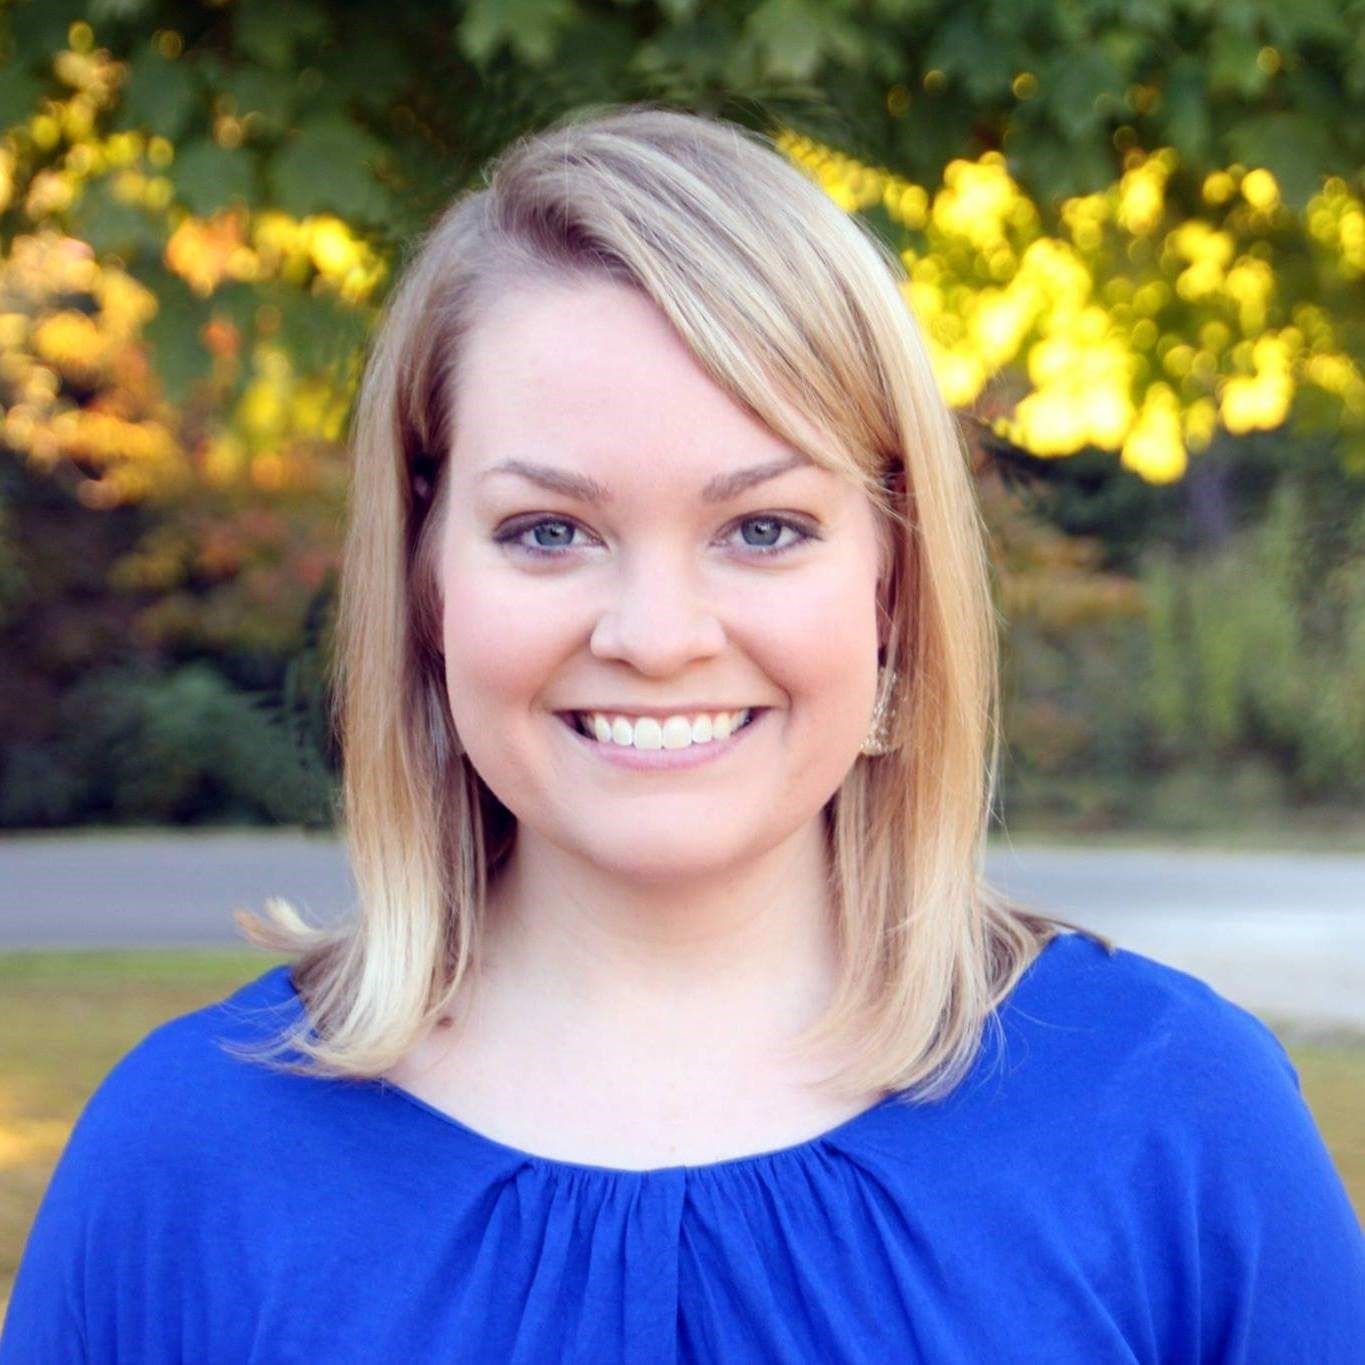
[987,843,1364,1037]
[1,832,1361,1035]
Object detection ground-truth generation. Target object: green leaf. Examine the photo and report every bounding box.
[744,0,868,82]
[551,11,638,92]
[872,0,933,16]
[1349,53,1365,102]
[267,117,391,222]
[1106,0,1170,35]
[1042,47,1125,136]
[925,13,1015,103]
[1207,33,1268,100]
[1097,29,1148,75]
[1162,57,1213,164]
[215,66,296,137]
[139,266,213,405]
[316,30,411,115]
[631,8,746,88]
[86,0,157,22]
[459,0,579,67]
[261,282,369,381]
[891,100,977,186]
[1223,113,1334,209]
[1281,62,1349,129]
[1213,0,1265,38]
[68,178,164,257]
[168,139,256,215]
[233,0,331,70]
[6,0,83,58]
[1340,430,1365,479]
[1015,129,1115,204]
[0,63,43,130]
[1260,0,1349,48]
[111,41,201,141]
[203,280,261,347]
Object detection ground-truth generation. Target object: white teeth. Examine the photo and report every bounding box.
[660,715,693,748]
[577,709,754,749]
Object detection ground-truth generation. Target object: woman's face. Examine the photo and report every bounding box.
[437,277,889,884]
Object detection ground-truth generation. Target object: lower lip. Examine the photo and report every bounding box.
[556,710,769,770]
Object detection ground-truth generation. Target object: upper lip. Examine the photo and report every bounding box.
[557,705,765,719]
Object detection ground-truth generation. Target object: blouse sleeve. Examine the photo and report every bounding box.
[0,1086,104,1363]
[0,1029,186,1364]
[1174,998,1365,1361]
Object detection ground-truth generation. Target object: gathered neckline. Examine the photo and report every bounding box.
[269,932,1072,1180]
[377,1070,908,1179]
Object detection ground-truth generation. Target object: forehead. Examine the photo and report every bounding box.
[449,279,831,489]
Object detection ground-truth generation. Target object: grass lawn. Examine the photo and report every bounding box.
[3,949,1363,1327]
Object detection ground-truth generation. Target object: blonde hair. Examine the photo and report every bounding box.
[229,102,1112,1104]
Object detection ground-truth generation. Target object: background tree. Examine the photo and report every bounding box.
[1,0,1362,829]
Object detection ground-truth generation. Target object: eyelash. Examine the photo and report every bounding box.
[493,513,820,561]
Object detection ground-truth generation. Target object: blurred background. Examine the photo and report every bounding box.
[1,0,1362,1317]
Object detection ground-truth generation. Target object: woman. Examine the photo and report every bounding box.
[4,104,1363,1363]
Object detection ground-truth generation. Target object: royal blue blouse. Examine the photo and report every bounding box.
[3,930,1363,1362]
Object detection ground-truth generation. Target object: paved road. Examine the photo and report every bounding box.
[2,832,1361,1034]
[987,843,1364,1037]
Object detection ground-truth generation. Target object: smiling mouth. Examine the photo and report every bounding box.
[559,709,764,753]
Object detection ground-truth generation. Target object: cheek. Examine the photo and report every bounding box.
[438,552,570,719]
[747,563,882,771]
[761,562,878,683]
[436,553,579,821]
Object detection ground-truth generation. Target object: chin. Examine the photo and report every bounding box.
[568,823,760,883]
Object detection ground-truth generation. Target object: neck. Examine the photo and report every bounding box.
[477,818,840,1055]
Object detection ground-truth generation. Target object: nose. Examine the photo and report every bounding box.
[587,547,727,675]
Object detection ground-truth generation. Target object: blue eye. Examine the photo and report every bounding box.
[499,517,581,556]
[733,515,813,554]
[493,514,819,561]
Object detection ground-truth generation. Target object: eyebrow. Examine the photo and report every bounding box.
[477,452,812,504]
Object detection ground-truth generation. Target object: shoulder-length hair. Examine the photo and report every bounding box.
[227,102,1112,1103]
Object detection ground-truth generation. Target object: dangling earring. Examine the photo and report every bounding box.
[859,662,899,757]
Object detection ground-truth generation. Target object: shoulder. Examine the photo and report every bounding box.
[96,959,301,1086]
[57,962,306,1179]
[1001,931,1365,1351]
[956,931,1313,1178]
[1000,929,1298,1095]
[1000,929,1326,1160]
[0,964,308,1360]
[987,930,1360,1224]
